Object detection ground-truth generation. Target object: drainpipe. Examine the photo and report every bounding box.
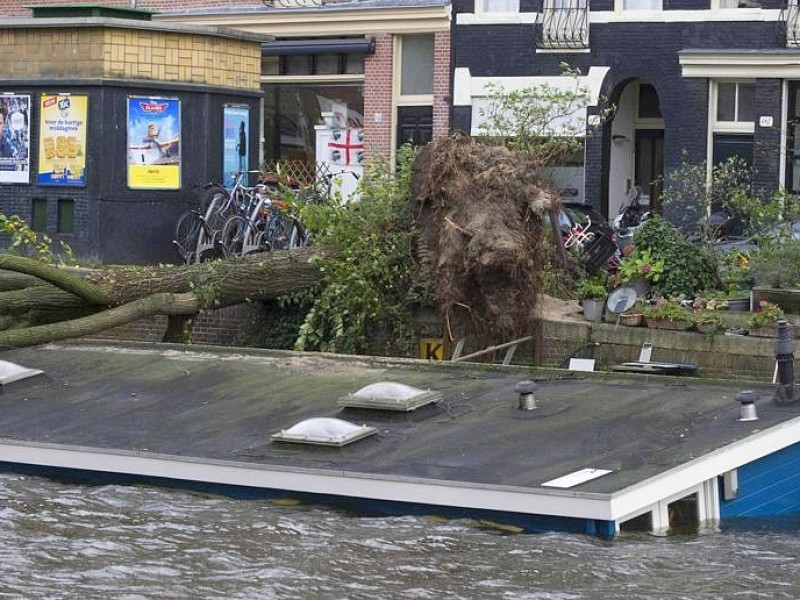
[773,320,799,404]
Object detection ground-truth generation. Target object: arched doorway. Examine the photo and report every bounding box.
[607,79,664,220]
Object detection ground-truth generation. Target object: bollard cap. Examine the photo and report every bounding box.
[514,380,536,395]
[736,389,759,405]
[774,320,795,356]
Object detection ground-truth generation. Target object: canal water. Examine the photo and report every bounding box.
[0,473,798,599]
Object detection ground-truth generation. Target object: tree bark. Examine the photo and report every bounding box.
[0,247,329,350]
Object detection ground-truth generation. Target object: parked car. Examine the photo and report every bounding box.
[713,221,800,255]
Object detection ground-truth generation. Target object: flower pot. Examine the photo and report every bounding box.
[646,317,694,331]
[618,312,643,327]
[581,297,605,322]
[748,325,779,338]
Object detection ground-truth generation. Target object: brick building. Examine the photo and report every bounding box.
[451,0,800,229]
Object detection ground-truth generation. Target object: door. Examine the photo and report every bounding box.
[397,106,432,148]
[634,129,664,210]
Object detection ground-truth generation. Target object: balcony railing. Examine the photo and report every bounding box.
[783,0,800,46]
[538,0,590,50]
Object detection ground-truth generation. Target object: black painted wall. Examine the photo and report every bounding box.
[451,2,788,214]
[0,82,262,265]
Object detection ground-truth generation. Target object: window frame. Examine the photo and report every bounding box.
[711,80,756,134]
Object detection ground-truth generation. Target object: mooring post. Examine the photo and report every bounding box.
[773,320,799,404]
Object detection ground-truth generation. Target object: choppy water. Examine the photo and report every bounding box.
[0,473,797,599]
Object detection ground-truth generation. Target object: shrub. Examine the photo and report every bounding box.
[632,215,718,296]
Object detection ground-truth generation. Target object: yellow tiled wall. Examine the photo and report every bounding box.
[0,26,261,90]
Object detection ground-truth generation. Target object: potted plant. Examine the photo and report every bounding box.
[747,300,785,337]
[575,272,608,322]
[641,297,696,330]
[617,248,665,296]
[695,311,723,334]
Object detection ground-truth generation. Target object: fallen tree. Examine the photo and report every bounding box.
[0,247,326,350]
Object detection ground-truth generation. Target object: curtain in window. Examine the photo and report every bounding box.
[623,0,661,9]
[483,0,519,12]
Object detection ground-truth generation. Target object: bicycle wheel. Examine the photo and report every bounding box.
[267,214,294,250]
[219,215,251,258]
[288,219,309,249]
[173,211,202,264]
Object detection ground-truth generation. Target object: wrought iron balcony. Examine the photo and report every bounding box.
[782,0,800,47]
[537,0,590,50]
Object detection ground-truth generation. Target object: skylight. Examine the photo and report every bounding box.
[338,381,442,412]
[271,417,377,447]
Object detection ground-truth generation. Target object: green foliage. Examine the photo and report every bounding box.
[641,297,695,324]
[632,215,718,296]
[293,145,425,356]
[748,300,784,328]
[617,248,664,285]
[477,63,613,168]
[749,232,800,288]
[574,270,608,299]
[0,212,74,264]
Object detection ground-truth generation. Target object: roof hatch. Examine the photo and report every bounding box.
[338,381,441,412]
[271,417,376,447]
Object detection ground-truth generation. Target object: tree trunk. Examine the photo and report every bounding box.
[0,247,329,350]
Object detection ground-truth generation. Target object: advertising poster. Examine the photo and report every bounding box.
[0,93,30,184]
[127,96,180,189]
[222,104,249,190]
[37,94,87,186]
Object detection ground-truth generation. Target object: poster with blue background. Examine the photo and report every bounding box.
[223,104,249,190]
[127,96,181,190]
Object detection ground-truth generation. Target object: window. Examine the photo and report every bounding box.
[31,198,47,232]
[57,198,74,234]
[480,0,519,12]
[620,0,661,9]
[280,53,364,76]
[716,82,754,124]
[400,35,434,96]
[716,0,761,7]
[638,83,662,119]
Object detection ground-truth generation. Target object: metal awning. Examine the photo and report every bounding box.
[261,37,375,56]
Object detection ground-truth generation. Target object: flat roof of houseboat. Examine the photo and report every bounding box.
[0,342,795,530]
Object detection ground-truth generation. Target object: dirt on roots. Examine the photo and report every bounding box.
[412,133,566,351]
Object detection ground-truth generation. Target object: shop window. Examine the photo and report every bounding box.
[280,54,364,76]
[31,198,47,232]
[262,84,364,164]
[400,35,434,96]
[57,198,74,234]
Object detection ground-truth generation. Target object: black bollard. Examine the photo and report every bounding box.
[773,320,799,404]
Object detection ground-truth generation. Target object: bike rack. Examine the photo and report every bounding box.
[450,335,533,366]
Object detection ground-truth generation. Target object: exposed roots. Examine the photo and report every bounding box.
[412,133,559,351]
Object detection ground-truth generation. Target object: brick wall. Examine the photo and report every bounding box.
[363,34,394,162]
[433,30,451,141]
[93,303,262,346]
[0,1,264,16]
[0,25,261,90]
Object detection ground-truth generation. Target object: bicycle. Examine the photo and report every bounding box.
[172,171,264,264]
